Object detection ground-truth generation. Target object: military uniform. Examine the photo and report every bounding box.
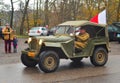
[75,32,90,49]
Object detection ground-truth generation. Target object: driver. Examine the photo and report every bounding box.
[75,27,90,52]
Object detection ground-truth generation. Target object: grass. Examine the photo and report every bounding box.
[17,35,29,38]
[0,35,28,39]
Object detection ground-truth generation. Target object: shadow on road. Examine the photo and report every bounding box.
[22,66,41,74]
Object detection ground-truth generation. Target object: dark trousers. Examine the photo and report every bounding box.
[13,44,17,52]
[13,44,17,49]
[4,40,11,53]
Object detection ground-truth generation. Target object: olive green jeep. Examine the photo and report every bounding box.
[21,20,110,73]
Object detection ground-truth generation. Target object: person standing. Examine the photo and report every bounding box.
[2,23,13,53]
[13,35,18,53]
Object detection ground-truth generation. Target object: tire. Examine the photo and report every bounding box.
[21,54,38,67]
[118,41,120,44]
[70,57,83,63]
[40,33,43,36]
[38,51,60,73]
[90,47,108,66]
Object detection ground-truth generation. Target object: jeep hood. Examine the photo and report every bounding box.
[35,36,72,42]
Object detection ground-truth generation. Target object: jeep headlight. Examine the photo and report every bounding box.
[39,39,43,45]
[28,37,32,43]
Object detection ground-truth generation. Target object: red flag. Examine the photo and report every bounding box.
[90,14,98,23]
[90,10,107,25]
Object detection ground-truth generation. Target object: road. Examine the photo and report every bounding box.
[0,39,120,83]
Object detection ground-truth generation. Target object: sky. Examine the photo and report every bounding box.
[3,0,34,10]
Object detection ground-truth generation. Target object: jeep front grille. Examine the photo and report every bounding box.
[29,38,38,50]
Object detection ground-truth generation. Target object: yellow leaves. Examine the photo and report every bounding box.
[24,13,44,28]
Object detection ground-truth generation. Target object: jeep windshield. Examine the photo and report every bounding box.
[55,26,74,35]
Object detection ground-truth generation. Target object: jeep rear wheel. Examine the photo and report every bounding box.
[70,57,83,63]
[38,51,59,73]
[21,54,38,67]
[90,48,108,66]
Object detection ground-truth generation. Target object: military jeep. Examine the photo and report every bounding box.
[21,20,110,73]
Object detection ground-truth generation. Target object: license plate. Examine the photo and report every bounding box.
[28,52,35,57]
[117,34,120,38]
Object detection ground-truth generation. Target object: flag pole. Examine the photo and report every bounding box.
[104,0,108,25]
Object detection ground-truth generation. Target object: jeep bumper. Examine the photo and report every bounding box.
[22,50,37,58]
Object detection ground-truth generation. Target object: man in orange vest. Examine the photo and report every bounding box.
[2,23,13,53]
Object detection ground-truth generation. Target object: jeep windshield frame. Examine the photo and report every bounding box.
[55,25,74,35]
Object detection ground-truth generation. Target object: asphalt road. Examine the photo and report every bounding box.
[0,39,120,83]
[0,38,27,65]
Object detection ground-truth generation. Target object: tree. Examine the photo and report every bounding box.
[2,0,120,35]
[20,0,30,35]
[10,0,14,28]
[44,0,49,25]
[33,0,39,26]
[116,0,120,21]
[0,0,10,24]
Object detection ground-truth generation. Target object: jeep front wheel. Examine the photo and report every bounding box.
[21,54,38,67]
[90,48,108,66]
[118,41,120,44]
[38,51,59,73]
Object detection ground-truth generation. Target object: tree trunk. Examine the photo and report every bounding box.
[10,0,14,28]
[44,0,49,25]
[26,10,29,33]
[117,0,120,22]
[33,0,36,26]
[33,0,39,26]
[20,0,30,35]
